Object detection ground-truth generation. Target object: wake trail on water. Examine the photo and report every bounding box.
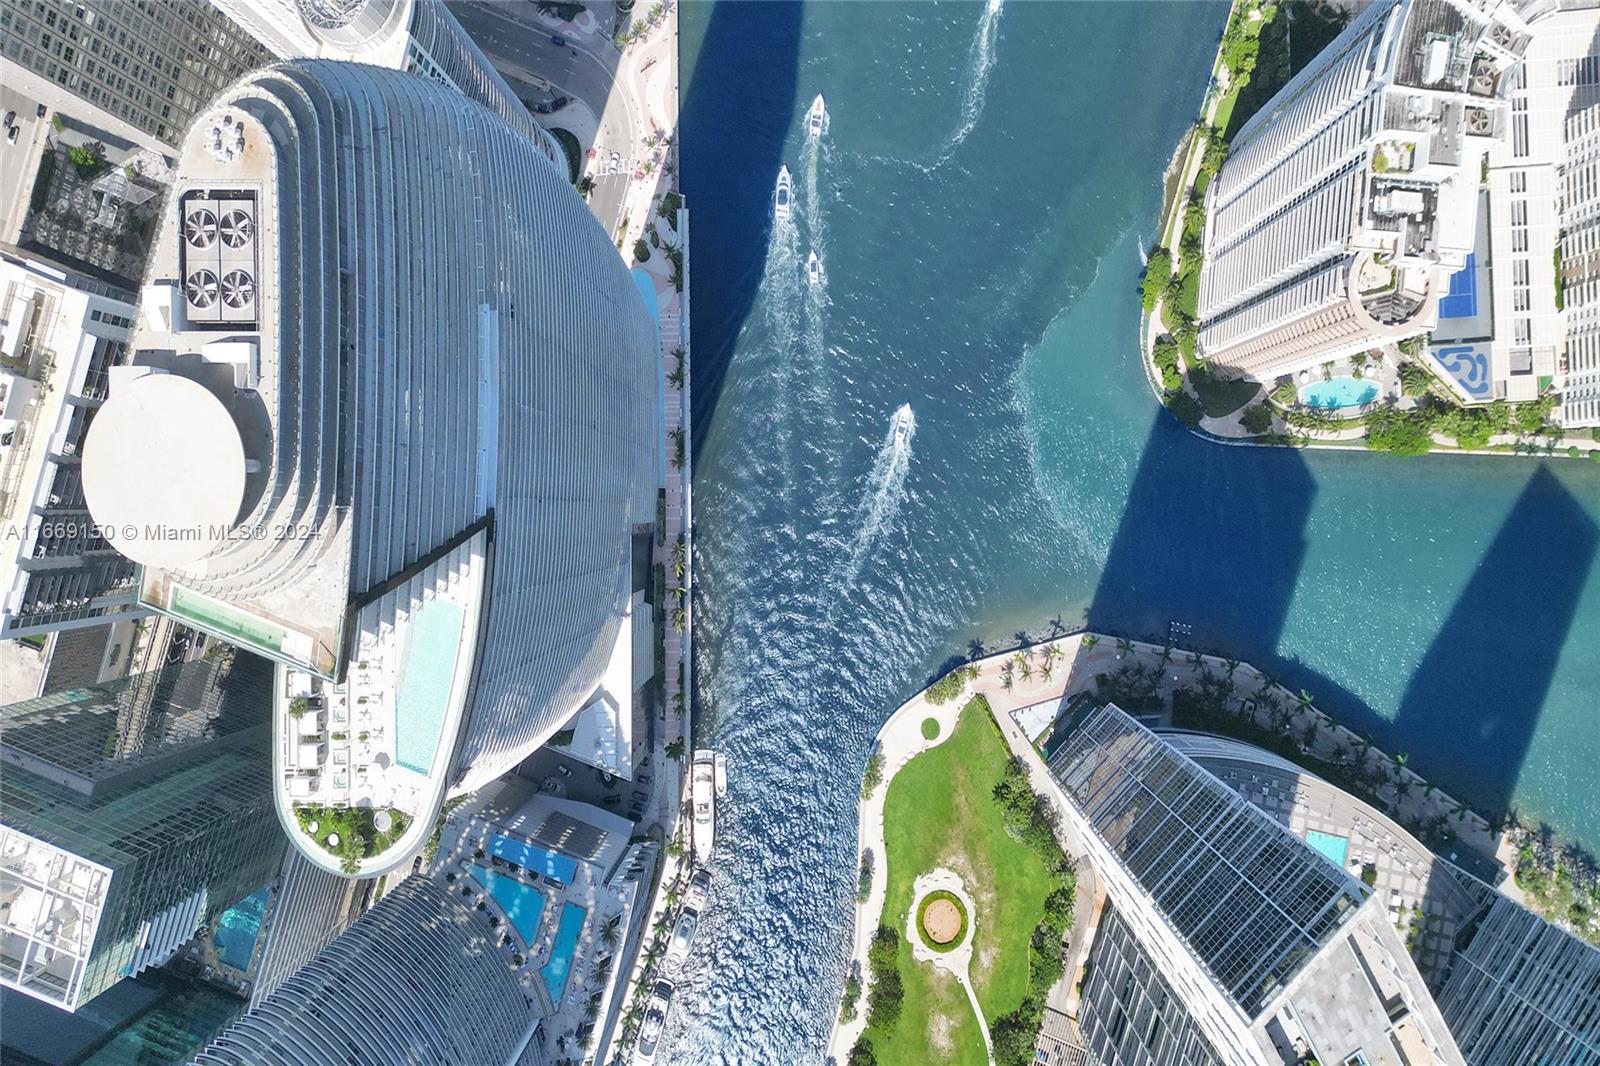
[838,404,916,584]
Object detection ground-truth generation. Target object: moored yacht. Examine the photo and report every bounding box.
[714,751,728,797]
[773,165,793,223]
[806,93,828,141]
[692,750,716,862]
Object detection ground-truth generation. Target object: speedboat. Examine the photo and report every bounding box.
[634,980,673,1065]
[806,93,828,141]
[807,251,824,287]
[666,907,699,966]
[891,403,914,447]
[773,166,792,223]
[714,751,728,797]
[692,750,716,863]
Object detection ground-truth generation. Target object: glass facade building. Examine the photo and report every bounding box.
[0,654,282,1010]
[1048,704,1367,1017]
[193,875,536,1066]
[0,0,270,148]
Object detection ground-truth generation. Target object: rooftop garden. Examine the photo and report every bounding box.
[852,697,1074,1066]
[294,804,412,874]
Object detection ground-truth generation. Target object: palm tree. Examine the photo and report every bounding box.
[1082,634,1099,650]
[1040,658,1054,682]
[967,637,986,659]
[1158,645,1174,668]
[1300,719,1320,749]
[1018,658,1033,682]
[1115,637,1132,659]
[1296,689,1315,713]
[1452,800,1470,823]
[1393,751,1410,779]
[1223,657,1240,679]
[1186,650,1202,667]
[665,738,685,760]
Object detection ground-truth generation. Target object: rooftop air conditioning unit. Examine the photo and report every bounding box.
[184,209,218,249]
[1465,108,1493,135]
[186,270,219,309]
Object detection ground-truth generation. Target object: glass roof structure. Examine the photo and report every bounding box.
[1047,705,1369,1018]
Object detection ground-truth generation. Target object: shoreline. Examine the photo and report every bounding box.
[1135,1,1600,462]
[827,628,1544,1059]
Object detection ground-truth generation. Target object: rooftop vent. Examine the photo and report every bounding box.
[220,210,254,249]
[221,271,255,310]
[205,113,248,164]
[1465,108,1493,135]
[185,270,219,310]
[184,209,218,248]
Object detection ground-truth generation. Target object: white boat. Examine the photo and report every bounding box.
[666,907,699,967]
[714,751,727,797]
[684,869,711,912]
[692,750,716,863]
[806,93,828,142]
[891,403,914,448]
[773,165,792,223]
[634,980,672,1065]
[806,251,824,287]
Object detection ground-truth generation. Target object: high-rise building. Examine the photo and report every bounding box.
[1198,0,1545,381]
[209,0,567,171]
[77,60,660,877]
[0,653,281,1011]
[191,874,537,1066]
[1562,103,1600,425]
[1046,704,1464,1065]
[1429,7,1600,410]
[0,0,272,152]
[245,847,356,1007]
[0,247,148,640]
[1041,704,1600,1066]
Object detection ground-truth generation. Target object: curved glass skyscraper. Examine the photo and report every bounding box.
[81,60,660,876]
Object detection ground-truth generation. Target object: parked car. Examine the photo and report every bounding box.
[551,34,567,46]
[3,111,15,128]
[36,104,47,119]
[6,127,18,146]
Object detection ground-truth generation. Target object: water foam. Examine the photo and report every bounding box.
[840,404,916,581]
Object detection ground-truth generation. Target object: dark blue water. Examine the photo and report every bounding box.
[678,3,1600,1062]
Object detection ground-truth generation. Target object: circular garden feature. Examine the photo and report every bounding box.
[916,890,968,952]
[921,717,941,740]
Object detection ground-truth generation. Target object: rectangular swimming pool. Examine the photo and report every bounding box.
[213,888,269,971]
[490,835,579,885]
[1305,829,1350,869]
[469,865,548,944]
[395,597,466,774]
[539,902,587,1007]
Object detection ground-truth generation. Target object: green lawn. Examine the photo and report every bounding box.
[863,697,1063,1064]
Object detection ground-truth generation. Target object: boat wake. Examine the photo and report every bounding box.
[839,404,916,582]
[930,0,1005,169]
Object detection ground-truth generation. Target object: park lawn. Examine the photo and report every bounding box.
[869,696,1062,1062]
[868,958,988,1066]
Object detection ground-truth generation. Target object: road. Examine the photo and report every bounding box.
[448,1,639,235]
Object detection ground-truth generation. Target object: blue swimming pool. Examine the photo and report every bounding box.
[490,835,579,885]
[1305,830,1351,869]
[395,598,466,774]
[539,902,587,1007]
[1299,376,1378,410]
[470,866,548,944]
[213,888,268,971]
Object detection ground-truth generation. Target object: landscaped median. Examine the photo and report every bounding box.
[848,695,1076,1066]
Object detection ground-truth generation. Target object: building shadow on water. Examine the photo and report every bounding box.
[1390,466,1598,818]
[679,0,803,451]
[1082,410,1598,824]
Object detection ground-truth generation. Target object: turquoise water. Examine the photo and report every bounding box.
[679,1,1600,1060]
[1301,376,1379,410]
[539,902,587,1007]
[211,888,268,971]
[394,597,466,774]
[1305,829,1351,868]
[470,865,548,944]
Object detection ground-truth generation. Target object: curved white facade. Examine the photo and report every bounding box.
[192,876,534,1065]
[82,60,659,872]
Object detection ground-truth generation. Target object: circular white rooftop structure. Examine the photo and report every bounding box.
[83,373,247,568]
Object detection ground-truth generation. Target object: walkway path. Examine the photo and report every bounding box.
[907,869,991,1065]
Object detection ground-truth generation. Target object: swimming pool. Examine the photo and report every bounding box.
[1305,830,1351,869]
[539,902,588,1007]
[213,888,269,971]
[470,866,548,944]
[490,835,579,885]
[1299,376,1378,410]
[395,597,467,774]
